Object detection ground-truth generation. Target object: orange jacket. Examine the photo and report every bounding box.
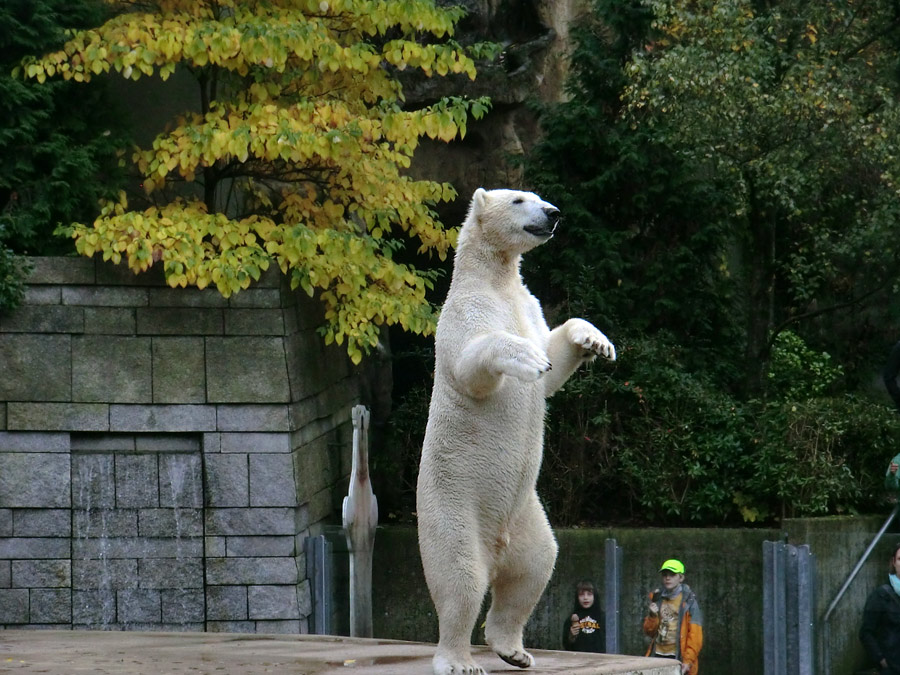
[643,584,704,674]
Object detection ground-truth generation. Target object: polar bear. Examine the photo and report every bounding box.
[416,188,616,675]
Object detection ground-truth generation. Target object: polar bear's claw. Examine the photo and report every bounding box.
[496,648,535,669]
[571,326,616,362]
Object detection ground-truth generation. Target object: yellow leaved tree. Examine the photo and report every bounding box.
[23,0,492,363]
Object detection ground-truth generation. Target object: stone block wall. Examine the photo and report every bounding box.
[0,257,364,631]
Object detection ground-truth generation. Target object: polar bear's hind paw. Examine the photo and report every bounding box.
[433,653,486,675]
[496,648,535,669]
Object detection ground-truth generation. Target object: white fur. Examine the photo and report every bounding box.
[417,188,616,674]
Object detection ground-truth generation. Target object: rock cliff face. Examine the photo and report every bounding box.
[407,0,589,221]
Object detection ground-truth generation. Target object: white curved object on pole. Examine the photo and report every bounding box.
[342,405,378,638]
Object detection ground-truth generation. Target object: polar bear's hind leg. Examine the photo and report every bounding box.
[483,496,557,669]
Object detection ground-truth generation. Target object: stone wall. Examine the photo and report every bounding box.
[0,256,366,631]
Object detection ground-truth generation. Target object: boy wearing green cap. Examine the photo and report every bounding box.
[643,559,704,674]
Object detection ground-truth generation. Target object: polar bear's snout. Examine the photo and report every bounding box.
[524,207,560,238]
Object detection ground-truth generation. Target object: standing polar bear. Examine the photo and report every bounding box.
[417,188,616,675]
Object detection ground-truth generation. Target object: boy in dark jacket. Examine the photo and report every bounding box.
[563,579,605,652]
[860,543,900,673]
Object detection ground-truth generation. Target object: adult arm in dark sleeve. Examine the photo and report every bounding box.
[884,342,900,412]
[860,587,885,666]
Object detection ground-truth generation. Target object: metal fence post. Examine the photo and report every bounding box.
[763,540,787,675]
[305,534,332,635]
[787,545,816,675]
[604,538,623,654]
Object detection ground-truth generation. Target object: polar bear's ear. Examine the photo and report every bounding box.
[471,188,489,216]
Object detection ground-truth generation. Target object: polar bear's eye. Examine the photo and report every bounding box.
[512,198,524,204]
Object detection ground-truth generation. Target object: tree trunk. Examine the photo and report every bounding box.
[743,178,777,397]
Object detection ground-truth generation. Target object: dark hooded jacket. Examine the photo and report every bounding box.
[563,581,605,653]
[860,582,900,673]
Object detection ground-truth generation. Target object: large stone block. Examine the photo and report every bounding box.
[0,335,71,401]
[117,589,161,623]
[0,538,70,559]
[11,560,71,588]
[72,589,115,625]
[72,453,116,510]
[297,579,312,617]
[0,589,29,623]
[27,257,95,285]
[206,586,247,621]
[62,286,149,307]
[0,432,69,452]
[23,285,61,305]
[73,509,137,538]
[0,306,84,334]
[205,508,295,536]
[250,454,297,507]
[255,619,302,633]
[152,337,205,403]
[72,559,138,590]
[83,307,136,335]
[205,454,249,507]
[227,288,282,308]
[7,403,109,432]
[148,287,227,308]
[30,588,71,623]
[205,557,298,585]
[73,537,202,559]
[221,432,291,454]
[115,454,159,508]
[138,508,202,537]
[73,336,152,403]
[95,259,165,287]
[0,560,9,587]
[139,558,203,589]
[159,453,203,507]
[109,404,216,432]
[161,589,205,623]
[215,405,290,432]
[0,509,10,536]
[225,536,294,557]
[248,585,299,620]
[225,309,285,336]
[136,308,223,335]
[205,337,290,403]
[14,509,71,537]
[0,453,70,508]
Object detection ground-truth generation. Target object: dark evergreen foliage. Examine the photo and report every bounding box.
[0,0,129,308]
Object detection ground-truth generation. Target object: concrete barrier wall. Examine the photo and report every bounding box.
[372,518,897,675]
[0,257,366,631]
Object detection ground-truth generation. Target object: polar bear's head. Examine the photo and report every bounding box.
[460,188,560,256]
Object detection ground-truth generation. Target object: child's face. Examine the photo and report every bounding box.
[661,571,684,590]
[578,589,594,608]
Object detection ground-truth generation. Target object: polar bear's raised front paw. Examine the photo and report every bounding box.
[497,340,551,382]
[496,648,535,669]
[433,652,487,675]
[568,319,616,361]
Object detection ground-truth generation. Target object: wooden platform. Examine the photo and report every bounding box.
[0,630,681,674]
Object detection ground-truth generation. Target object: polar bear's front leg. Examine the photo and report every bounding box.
[454,331,550,398]
[542,318,616,397]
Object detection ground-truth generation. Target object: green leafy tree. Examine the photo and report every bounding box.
[0,0,129,308]
[622,0,900,393]
[519,0,900,526]
[24,0,492,362]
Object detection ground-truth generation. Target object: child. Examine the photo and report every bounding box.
[643,559,703,674]
[563,578,605,652]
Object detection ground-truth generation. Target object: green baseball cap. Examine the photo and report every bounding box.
[659,559,685,574]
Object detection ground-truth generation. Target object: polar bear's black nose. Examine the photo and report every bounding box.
[543,207,560,229]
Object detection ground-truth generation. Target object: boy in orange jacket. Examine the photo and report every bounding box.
[643,559,703,674]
